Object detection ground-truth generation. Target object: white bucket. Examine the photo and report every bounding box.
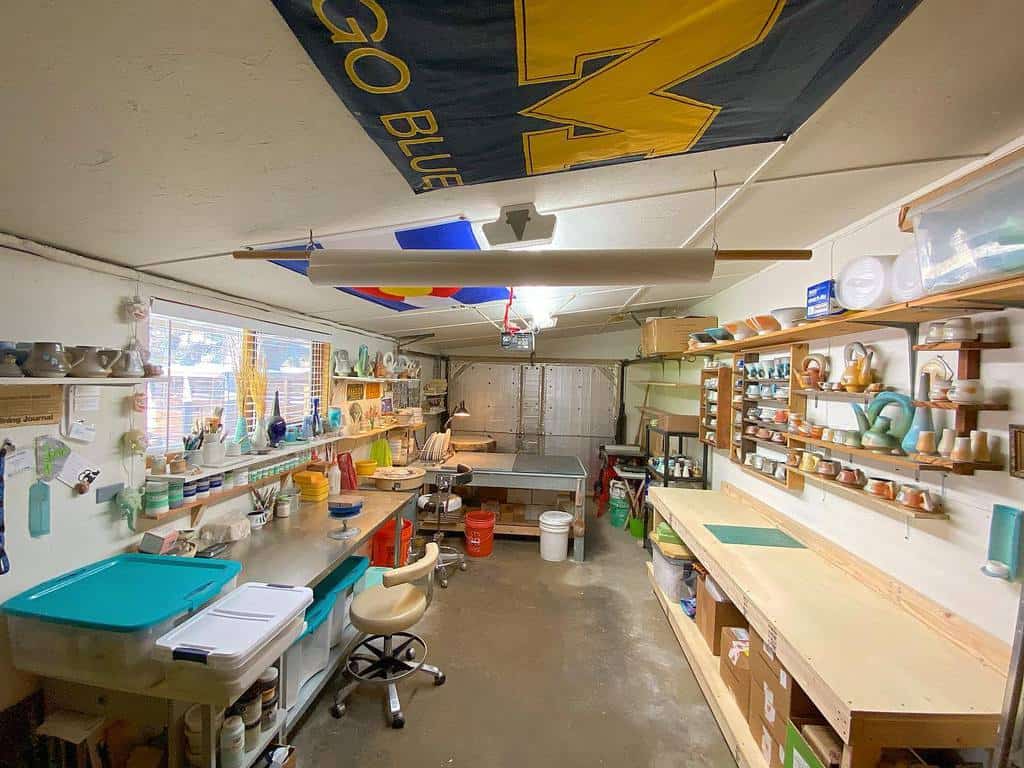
[539,510,573,562]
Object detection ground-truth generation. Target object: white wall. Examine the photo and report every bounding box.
[688,211,1022,643]
[0,238,406,709]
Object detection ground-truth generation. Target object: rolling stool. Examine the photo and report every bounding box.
[430,463,473,587]
[332,543,445,728]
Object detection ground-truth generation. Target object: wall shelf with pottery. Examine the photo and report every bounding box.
[913,341,1010,352]
[791,388,878,404]
[332,375,419,384]
[912,400,1008,412]
[0,376,167,386]
[698,366,732,449]
[739,464,790,490]
[787,467,949,521]
[789,433,1002,476]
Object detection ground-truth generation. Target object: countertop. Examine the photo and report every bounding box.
[225,490,411,588]
[415,451,586,478]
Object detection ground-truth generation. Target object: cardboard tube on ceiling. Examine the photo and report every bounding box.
[305,248,717,287]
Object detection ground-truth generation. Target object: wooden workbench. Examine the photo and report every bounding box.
[648,485,1007,768]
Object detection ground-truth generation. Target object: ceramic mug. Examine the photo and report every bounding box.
[866,477,897,500]
[201,440,226,467]
[948,378,983,404]
[925,322,945,343]
[756,427,772,439]
[836,467,866,487]
[745,453,757,467]
[774,463,787,481]
[817,459,841,478]
[896,484,926,509]
[821,428,834,443]
[799,452,821,473]
[751,454,765,471]
[937,428,956,457]
[770,431,787,444]
[745,425,758,436]
[842,431,863,448]
[762,459,777,475]
[971,430,991,462]
[774,409,789,424]
[915,430,938,455]
[786,450,803,467]
[831,429,846,445]
[809,424,825,439]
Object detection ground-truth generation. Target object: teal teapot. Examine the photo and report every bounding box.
[850,392,915,453]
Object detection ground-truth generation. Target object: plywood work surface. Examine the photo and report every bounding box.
[649,487,1005,743]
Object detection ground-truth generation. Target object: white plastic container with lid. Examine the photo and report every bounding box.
[153,583,312,704]
[219,715,245,768]
[538,510,573,562]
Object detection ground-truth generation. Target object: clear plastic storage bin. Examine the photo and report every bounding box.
[652,541,694,603]
[910,155,1024,294]
[2,555,240,689]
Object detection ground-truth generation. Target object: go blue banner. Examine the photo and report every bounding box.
[271,0,921,193]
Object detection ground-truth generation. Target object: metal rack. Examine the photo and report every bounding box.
[642,424,708,544]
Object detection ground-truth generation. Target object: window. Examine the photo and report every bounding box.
[146,313,328,455]
[252,332,313,426]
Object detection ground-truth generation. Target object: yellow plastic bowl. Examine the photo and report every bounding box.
[355,460,378,477]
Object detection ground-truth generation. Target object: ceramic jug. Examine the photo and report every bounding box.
[267,391,287,447]
[21,342,72,377]
[112,341,145,377]
[851,392,914,452]
[840,342,874,393]
[69,346,122,378]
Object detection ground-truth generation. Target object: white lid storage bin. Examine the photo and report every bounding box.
[154,583,312,704]
[652,541,695,603]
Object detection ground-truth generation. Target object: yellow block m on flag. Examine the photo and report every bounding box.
[516,0,786,175]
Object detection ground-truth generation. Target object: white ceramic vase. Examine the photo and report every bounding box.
[937,428,956,458]
[251,416,269,451]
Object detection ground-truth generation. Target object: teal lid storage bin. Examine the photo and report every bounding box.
[1,554,241,688]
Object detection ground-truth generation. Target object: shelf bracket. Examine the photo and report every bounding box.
[847,320,920,385]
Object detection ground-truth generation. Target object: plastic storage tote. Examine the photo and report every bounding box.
[1,554,240,688]
[313,555,369,648]
[652,541,694,603]
[153,582,311,704]
[909,155,1024,293]
[282,597,332,709]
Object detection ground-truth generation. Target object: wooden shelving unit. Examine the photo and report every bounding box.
[787,467,949,521]
[788,433,1002,475]
[0,376,165,386]
[699,367,732,449]
[646,562,769,768]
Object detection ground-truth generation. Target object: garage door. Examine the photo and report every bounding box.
[448,359,620,479]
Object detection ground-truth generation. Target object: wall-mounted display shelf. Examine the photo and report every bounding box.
[912,400,1008,412]
[0,376,166,386]
[134,463,306,533]
[791,388,877,404]
[332,375,419,383]
[630,380,701,390]
[664,274,1024,357]
[744,435,788,450]
[790,433,1002,476]
[913,340,1010,352]
[739,464,789,490]
[787,467,949,521]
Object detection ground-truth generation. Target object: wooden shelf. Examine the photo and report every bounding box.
[646,563,769,768]
[787,467,949,521]
[912,340,1011,351]
[134,465,308,532]
[792,388,877,403]
[912,400,1008,411]
[790,434,1003,475]
[0,376,165,386]
[666,275,1024,356]
[631,381,701,390]
[740,465,790,490]
[332,375,419,383]
[743,435,788,450]
[417,518,543,537]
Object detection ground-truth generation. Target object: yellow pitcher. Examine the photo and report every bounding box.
[840,342,874,393]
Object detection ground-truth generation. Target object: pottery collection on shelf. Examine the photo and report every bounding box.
[0,339,160,378]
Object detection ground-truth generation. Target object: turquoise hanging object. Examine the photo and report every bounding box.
[28,481,51,538]
[983,505,1024,580]
[902,371,935,454]
[851,392,915,452]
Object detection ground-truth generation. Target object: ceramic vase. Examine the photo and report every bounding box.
[915,430,938,455]
[950,437,973,462]
[937,428,956,458]
[312,396,322,437]
[251,416,269,451]
[267,391,287,447]
[901,373,935,454]
[971,430,990,462]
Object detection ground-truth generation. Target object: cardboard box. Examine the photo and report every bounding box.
[531,489,559,506]
[649,413,701,454]
[749,629,817,745]
[641,316,718,357]
[719,627,751,718]
[696,574,747,655]
[506,488,531,504]
[797,724,842,768]
[753,717,787,768]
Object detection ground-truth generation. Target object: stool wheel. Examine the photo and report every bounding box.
[433,671,446,686]
[405,647,416,661]
[439,576,448,588]
[459,560,468,571]
[331,702,347,719]
[391,713,405,729]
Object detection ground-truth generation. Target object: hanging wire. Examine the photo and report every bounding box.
[711,170,720,252]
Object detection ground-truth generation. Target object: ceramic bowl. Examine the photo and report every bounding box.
[756,427,772,439]
[704,327,733,343]
[770,431,787,444]
[745,314,782,335]
[722,320,754,340]
[809,424,825,439]
[770,306,806,329]
[689,331,716,345]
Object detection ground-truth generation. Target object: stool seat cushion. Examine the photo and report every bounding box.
[349,583,427,635]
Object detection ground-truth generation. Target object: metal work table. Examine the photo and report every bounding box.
[414,451,588,561]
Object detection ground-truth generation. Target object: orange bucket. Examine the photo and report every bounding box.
[464,511,496,558]
[372,519,413,566]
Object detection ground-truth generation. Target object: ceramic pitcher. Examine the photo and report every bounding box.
[21,342,72,377]
[69,346,122,378]
[112,341,145,377]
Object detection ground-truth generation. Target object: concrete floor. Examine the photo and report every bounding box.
[291,512,737,767]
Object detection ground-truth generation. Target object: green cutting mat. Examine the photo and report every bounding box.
[704,525,805,548]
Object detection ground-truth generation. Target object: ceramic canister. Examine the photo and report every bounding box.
[937,429,956,458]
[168,481,184,509]
[951,436,974,462]
[971,430,990,462]
[915,430,938,455]
[196,478,210,498]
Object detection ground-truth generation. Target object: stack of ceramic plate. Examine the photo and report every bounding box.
[420,430,451,463]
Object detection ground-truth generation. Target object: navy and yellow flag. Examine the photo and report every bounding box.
[271,0,921,192]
